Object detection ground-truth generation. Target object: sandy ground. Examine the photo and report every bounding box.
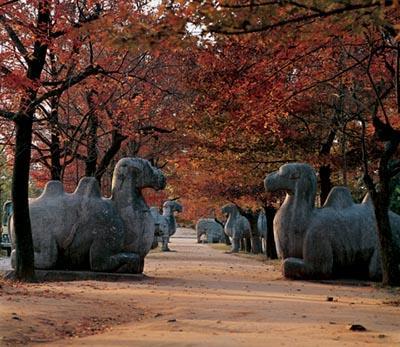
[1,228,400,346]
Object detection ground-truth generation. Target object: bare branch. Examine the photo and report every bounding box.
[0,109,18,121]
[0,14,30,63]
[211,2,380,35]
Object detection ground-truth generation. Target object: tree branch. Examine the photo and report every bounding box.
[210,2,380,35]
[0,109,18,121]
[31,64,103,109]
[0,14,30,63]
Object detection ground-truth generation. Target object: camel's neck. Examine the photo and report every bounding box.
[112,184,148,211]
[163,207,176,231]
[162,206,171,217]
[226,210,238,228]
[279,186,315,222]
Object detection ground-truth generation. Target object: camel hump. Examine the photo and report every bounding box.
[323,186,354,209]
[40,181,65,198]
[73,177,101,198]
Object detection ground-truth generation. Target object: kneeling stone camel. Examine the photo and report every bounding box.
[196,218,226,243]
[10,158,166,274]
[264,163,400,280]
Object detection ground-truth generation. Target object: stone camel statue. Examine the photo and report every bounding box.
[149,200,183,251]
[196,218,226,243]
[162,200,183,236]
[150,206,170,251]
[264,162,400,280]
[221,203,251,253]
[257,209,268,255]
[10,157,166,274]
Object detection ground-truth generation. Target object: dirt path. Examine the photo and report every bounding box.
[1,228,400,346]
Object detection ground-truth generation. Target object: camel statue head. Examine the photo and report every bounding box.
[264,163,317,199]
[163,200,183,214]
[221,203,238,216]
[111,158,166,197]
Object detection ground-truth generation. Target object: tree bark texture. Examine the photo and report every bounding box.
[12,115,35,281]
[11,0,50,281]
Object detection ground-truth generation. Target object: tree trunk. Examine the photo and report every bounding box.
[238,208,262,254]
[11,0,50,281]
[363,115,400,286]
[265,206,277,259]
[248,214,262,254]
[372,139,400,286]
[95,130,127,184]
[319,165,332,206]
[373,195,400,286]
[12,116,35,281]
[49,96,62,181]
[85,91,98,177]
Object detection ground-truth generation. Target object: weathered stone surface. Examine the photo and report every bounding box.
[163,200,182,237]
[10,158,166,274]
[257,209,268,254]
[196,218,225,243]
[150,206,170,251]
[264,162,400,280]
[221,204,251,252]
[149,200,182,251]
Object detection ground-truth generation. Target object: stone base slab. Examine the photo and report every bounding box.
[2,269,145,282]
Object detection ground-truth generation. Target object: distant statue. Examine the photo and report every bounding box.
[264,162,400,280]
[257,209,268,255]
[10,158,166,273]
[1,201,13,256]
[221,203,251,253]
[162,200,182,249]
[150,206,170,251]
[196,218,226,243]
[149,200,182,251]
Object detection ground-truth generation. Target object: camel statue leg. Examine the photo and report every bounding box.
[245,237,252,253]
[230,237,240,252]
[262,237,267,257]
[151,237,159,249]
[91,250,142,273]
[161,227,170,252]
[284,230,334,279]
[283,258,307,279]
[196,229,205,243]
[90,239,142,273]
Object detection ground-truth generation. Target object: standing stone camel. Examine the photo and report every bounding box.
[150,206,170,251]
[264,162,400,280]
[162,200,183,236]
[257,209,268,255]
[10,158,166,274]
[221,204,251,253]
[152,200,182,252]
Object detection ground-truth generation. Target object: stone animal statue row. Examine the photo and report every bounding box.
[10,158,166,274]
[150,200,183,251]
[196,206,271,254]
[264,162,400,281]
